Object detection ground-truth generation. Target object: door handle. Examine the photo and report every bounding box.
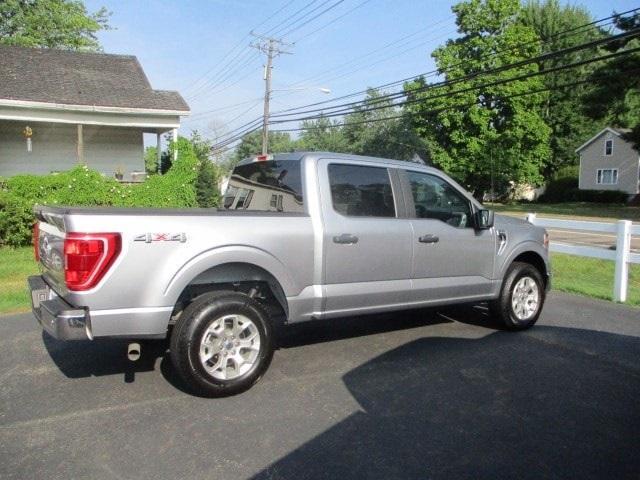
[418,234,439,244]
[333,233,359,244]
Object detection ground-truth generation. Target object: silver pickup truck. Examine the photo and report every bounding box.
[29,152,550,396]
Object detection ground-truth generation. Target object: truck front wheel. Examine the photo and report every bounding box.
[490,262,545,330]
[170,291,274,397]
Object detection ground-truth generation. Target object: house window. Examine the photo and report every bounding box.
[596,168,618,185]
[604,139,613,156]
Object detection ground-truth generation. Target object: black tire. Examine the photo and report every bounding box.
[489,262,545,331]
[170,291,274,397]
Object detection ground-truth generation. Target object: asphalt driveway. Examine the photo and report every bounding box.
[1,292,639,480]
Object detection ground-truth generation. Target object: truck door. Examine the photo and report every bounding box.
[318,159,413,316]
[400,169,496,303]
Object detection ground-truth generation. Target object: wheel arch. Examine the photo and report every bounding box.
[498,242,550,288]
[164,246,296,320]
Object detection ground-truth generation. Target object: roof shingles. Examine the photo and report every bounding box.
[0,45,189,112]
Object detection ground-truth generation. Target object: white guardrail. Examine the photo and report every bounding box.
[525,213,640,303]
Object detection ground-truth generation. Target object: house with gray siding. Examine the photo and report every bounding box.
[0,45,190,180]
[576,127,640,196]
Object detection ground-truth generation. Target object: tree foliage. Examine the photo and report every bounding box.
[231,89,426,164]
[231,130,296,166]
[405,0,551,196]
[519,0,608,173]
[144,146,158,175]
[583,12,640,149]
[189,131,221,208]
[0,0,110,51]
[343,89,426,161]
[297,117,350,153]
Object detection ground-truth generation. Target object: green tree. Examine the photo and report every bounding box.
[144,146,158,175]
[196,159,220,208]
[297,116,350,153]
[583,12,640,149]
[405,0,551,197]
[344,88,426,161]
[232,130,296,166]
[0,0,110,51]
[188,131,221,208]
[520,0,608,174]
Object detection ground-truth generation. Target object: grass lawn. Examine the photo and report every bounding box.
[551,252,640,306]
[0,247,38,315]
[488,202,640,223]
[0,247,638,316]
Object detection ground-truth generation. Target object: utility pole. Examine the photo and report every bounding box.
[250,32,292,155]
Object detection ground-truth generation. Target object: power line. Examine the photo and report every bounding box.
[189,97,265,119]
[269,26,640,120]
[279,0,346,38]
[270,8,637,116]
[209,40,640,150]
[207,9,639,149]
[270,66,640,133]
[182,0,298,96]
[189,0,342,102]
[270,44,640,125]
[291,0,375,43]
[261,0,322,37]
[282,14,455,90]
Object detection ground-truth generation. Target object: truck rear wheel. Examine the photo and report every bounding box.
[490,262,545,330]
[170,291,274,397]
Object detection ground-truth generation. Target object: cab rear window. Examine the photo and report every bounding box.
[224,160,304,212]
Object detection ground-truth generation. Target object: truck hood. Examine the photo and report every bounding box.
[493,213,530,228]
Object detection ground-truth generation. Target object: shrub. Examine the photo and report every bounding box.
[0,137,207,246]
[552,165,579,180]
[573,189,629,203]
[0,191,33,247]
[196,160,220,208]
[538,176,579,203]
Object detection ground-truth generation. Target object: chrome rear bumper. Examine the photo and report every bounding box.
[28,275,91,340]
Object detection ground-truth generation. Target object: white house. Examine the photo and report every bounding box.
[0,45,190,180]
[576,127,640,196]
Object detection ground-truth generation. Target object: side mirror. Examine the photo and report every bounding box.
[474,209,494,230]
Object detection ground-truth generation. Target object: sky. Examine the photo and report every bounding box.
[85,0,639,145]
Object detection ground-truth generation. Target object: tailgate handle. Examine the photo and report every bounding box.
[333,233,359,244]
[419,234,439,244]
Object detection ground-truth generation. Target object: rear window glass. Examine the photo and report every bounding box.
[224,160,304,212]
[328,164,395,217]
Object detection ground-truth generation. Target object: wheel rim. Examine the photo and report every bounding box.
[511,276,540,321]
[198,314,261,380]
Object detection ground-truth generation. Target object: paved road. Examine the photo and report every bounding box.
[499,213,640,252]
[547,227,640,252]
[1,292,639,480]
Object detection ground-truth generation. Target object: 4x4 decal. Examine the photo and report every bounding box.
[134,233,187,243]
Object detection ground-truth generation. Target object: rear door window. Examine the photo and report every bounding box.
[225,160,304,212]
[328,164,396,217]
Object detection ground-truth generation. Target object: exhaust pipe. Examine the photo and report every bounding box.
[127,342,141,361]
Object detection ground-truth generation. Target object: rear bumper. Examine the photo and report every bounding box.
[28,275,91,341]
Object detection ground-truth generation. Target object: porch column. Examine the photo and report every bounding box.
[156,131,162,174]
[172,128,178,161]
[76,124,84,164]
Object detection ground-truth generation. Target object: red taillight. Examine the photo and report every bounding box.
[64,233,121,291]
[33,222,40,262]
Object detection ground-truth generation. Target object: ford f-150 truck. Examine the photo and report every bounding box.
[29,152,550,396]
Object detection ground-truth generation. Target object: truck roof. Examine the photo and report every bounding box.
[237,151,432,170]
